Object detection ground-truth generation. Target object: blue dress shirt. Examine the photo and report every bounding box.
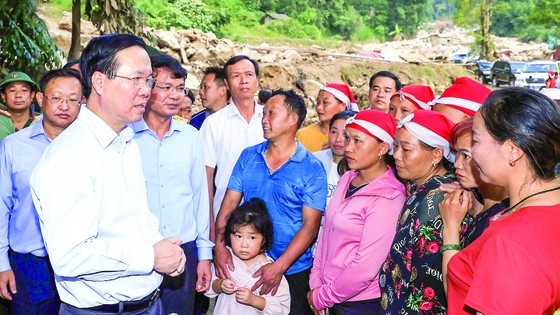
[228,141,327,275]
[132,119,213,260]
[0,118,50,272]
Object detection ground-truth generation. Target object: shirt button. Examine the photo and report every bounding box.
[162,205,166,208]
[160,164,163,167]
[160,185,164,188]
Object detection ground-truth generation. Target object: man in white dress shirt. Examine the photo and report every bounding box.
[30,34,185,314]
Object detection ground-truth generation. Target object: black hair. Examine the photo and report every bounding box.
[185,89,195,103]
[369,71,402,91]
[63,59,80,70]
[150,54,187,79]
[223,55,259,78]
[479,87,560,180]
[39,68,83,94]
[258,88,272,104]
[270,89,307,129]
[224,198,273,253]
[329,110,356,129]
[80,34,146,98]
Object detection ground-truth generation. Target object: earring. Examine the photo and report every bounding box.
[509,160,516,167]
[378,155,382,161]
[432,163,437,167]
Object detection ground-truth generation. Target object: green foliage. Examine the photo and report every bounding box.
[135,0,227,31]
[264,19,322,40]
[85,0,143,34]
[0,0,63,79]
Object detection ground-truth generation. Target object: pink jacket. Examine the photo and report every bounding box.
[310,168,406,310]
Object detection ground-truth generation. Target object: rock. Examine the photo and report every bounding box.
[58,11,99,35]
[156,31,181,51]
[282,49,303,62]
[159,48,181,61]
[190,50,211,62]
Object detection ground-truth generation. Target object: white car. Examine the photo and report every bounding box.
[515,61,559,89]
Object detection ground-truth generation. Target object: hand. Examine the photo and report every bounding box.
[0,269,16,300]
[220,279,237,294]
[235,287,256,306]
[307,290,325,315]
[214,244,233,280]
[251,261,284,296]
[153,237,185,275]
[439,182,461,194]
[196,260,211,292]
[439,188,472,231]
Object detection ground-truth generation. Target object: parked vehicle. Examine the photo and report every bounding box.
[470,60,494,84]
[448,50,472,64]
[515,61,560,90]
[490,60,526,87]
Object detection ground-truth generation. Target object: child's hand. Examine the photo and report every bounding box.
[221,279,237,294]
[235,287,255,305]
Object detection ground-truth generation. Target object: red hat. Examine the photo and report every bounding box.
[433,77,491,116]
[548,70,556,78]
[397,110,456,162]
[321,83,359,111]
[346,109,396,152]
[390,85,435,110]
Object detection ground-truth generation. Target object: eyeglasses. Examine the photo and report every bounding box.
[155,85,190,95]
[44,95,81,107]
[113,75,156,90]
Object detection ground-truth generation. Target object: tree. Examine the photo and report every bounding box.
[479,0,492,60]
[68,0,82,61]
[0,0,64,80]
[85,0,143,34]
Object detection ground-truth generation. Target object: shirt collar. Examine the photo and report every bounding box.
[258,141,307,163]
[131,117,182,138]
[80,106,133,150]
[28,116,47,139]
[226,101,264,120]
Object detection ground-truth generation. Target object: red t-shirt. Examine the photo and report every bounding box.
[547,78,557,88]
[447,205,560,315]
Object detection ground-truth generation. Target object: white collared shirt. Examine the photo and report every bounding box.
[200,101,264,218]
[30,106,163,308]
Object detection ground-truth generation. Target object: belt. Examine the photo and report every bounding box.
[83,289,160,313]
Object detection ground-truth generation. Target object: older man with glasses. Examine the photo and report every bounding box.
[30,34,186,315]
[132,54,212,315]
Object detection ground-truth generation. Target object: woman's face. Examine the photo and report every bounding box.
[389,98,418,124]
[328,118,347,157]
[316,90,346,124]
[453,133,479,188]
[393,128,441,186]
[471,113,509,186]
[344,127,386,172]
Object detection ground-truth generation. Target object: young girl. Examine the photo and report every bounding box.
[206,198,290,314]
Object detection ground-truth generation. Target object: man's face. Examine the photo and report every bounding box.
[225,59,258,102]
[0,82,35,112]
[98,45,153,131]
[262,94,294,141]
[368,76,397,112]
[200,73,227,111]
[37,76,82,132]
[147,67,185,118]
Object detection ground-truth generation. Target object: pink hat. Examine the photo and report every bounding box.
[321,83,359,111]
[390,85,435,110]
[397,110,456,162]
[433,77,492,116]
[346,109,396,152]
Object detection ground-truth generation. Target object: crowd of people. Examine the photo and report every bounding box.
[0,32,560,315]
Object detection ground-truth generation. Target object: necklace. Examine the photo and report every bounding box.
[493,186,560,220]
[347,182,369,195]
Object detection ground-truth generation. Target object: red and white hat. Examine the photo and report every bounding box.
[321,83,360,111]
[390,85,435,110]
[346,109,396,152]
[433,77,491,116]
[397,110,456,162]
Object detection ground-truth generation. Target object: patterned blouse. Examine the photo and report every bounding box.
[379,172,463,315]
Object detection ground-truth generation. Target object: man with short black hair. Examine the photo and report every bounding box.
[0,68,82,314]
[190,67,229,130]
[368,71,402,112]
[214,89,327,315]
[30,34,185,314]
[133,54,212,315]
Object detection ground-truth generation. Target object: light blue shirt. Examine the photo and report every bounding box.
[0,118,50,272]
[228,141,327,275]
[132,119,213,260]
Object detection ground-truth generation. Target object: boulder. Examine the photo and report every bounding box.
[156,31,181,51]
[58,11,99,35]
[282,49,303,62]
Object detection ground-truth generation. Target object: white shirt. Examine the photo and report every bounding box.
[30,106,163,308]
[206,248,290,314]
[200,102,264,218]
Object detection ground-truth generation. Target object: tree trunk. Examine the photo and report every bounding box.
[68,0,81,60]
[480,0,492,60]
